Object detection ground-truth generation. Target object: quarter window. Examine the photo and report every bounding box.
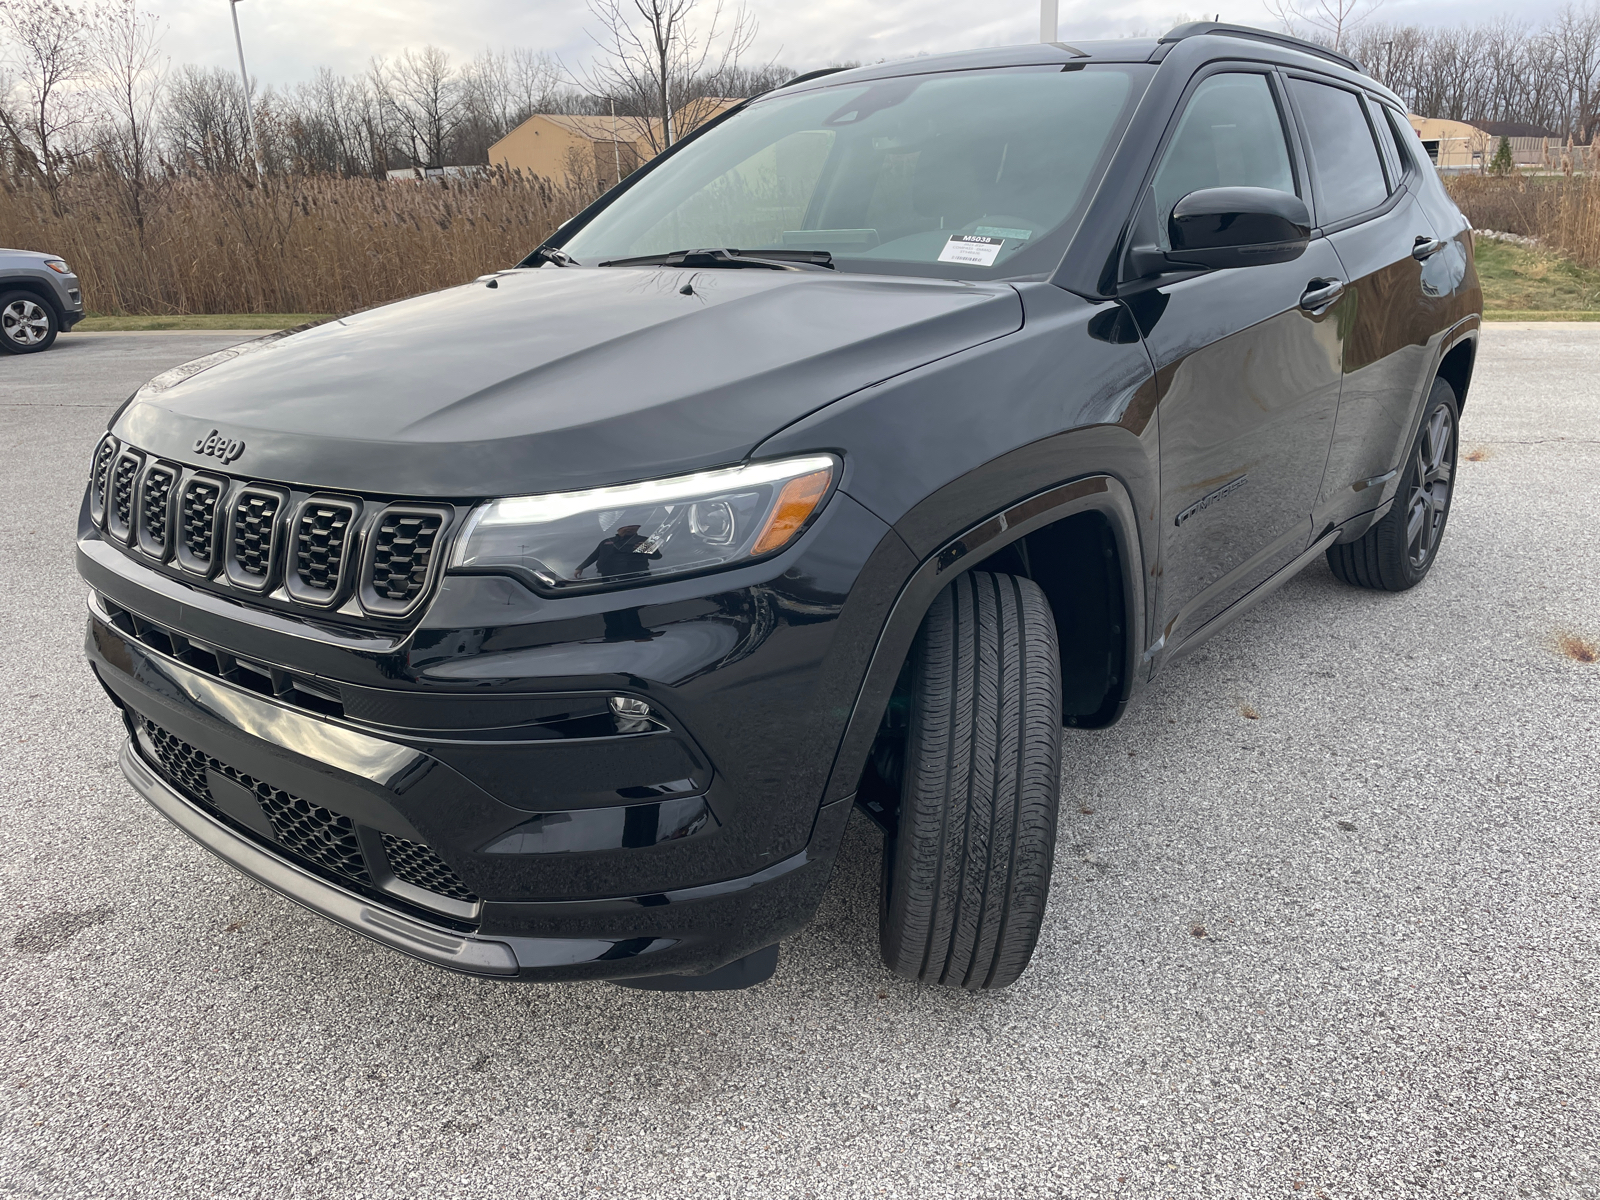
[1291,80,1389,224]
[1382,105,1419,178]
[1150,72,1296,248]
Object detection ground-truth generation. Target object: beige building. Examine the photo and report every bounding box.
[488,101,742,188]
[1407,116,1494,170]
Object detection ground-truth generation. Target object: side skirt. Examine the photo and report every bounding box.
[1160,526,1343,671]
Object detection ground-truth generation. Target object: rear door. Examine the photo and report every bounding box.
[1287,76,1447,530]
[1135,67,1346,657]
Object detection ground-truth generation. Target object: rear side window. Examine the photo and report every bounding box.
[1382,105,1419,177]
[1150,72,1296,239]
[1291,79,1388,224]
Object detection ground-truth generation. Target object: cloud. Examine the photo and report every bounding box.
[151,0,1574,88]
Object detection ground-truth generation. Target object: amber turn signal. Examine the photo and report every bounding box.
[751,467,833,556]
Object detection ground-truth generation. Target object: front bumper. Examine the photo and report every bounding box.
[79,485,888,980]
[121,740,523,976]
[119,737,844,981]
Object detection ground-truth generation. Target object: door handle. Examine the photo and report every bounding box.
[1412,236,1446,260]
[1299,279,1345,312]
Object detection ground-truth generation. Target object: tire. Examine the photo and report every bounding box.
[879,570,1063,991]
[0,290,59,354]
[1326,376,1459,592]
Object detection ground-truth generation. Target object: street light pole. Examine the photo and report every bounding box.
[1040,0,1058,43]
[228,0,264,177]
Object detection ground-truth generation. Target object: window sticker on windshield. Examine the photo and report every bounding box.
[938,234,1004,266]
[974,226,1032,241]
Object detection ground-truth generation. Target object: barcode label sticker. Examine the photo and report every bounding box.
[937,234,1004,266]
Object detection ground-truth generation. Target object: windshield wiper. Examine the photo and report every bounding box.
[524,245,577,268]
[597,247,835,271]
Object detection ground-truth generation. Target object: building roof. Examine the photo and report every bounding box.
[1476,119,1557,139]
[537,113,649,141]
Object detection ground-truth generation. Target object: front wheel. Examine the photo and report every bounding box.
[0,291,59,354]
[879,570,1063,991]
[1326,376,1459,592]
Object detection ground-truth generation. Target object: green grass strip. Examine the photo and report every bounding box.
[75,314,332,332]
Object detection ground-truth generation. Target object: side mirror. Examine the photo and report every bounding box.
[1126,187,1311,279]
[1166,187,1311,269]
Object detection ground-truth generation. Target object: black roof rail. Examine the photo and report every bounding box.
[1158,22,1365,74]
[776,66,852,90]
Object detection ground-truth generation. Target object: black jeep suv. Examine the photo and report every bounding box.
[79,24,1480,991]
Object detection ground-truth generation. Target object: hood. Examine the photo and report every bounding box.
[113,266,1022,498]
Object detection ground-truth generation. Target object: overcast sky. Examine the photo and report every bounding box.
[158,0,1562,88]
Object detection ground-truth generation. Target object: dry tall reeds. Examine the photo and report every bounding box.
[1446,173,1600,269]
[0,169,595,315]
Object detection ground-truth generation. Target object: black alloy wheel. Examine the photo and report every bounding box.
[878,570,1064,991]
[1403,398,1455,570]
[1326,376,1460,592]
[0,291,59,354]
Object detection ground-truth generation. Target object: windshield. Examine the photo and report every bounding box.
[557,65,1144,279]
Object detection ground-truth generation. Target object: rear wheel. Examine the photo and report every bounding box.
[879,570,1063,990]
[0,291,58,354]
[1326,376,1459,592]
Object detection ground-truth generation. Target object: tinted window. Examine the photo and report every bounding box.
[1291,80,1388,223]
[1382,105,1418,176]
[1150,72,1296,246]
[561,67,1138,277]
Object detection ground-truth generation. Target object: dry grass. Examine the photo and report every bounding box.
[0,170,595,316]
[1554,631,1598,664]
[1447,174,1600,269]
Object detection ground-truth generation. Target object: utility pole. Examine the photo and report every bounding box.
[1040,0,1058,43]
[228,0,265,177]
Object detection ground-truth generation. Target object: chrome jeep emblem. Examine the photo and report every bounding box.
[193,428,245,464]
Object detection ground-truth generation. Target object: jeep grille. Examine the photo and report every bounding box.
[86,441,457,626]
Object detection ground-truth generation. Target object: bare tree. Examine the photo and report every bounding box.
[1551,3,1600,142]
[87,0,165,234]
[580,0,756,155]
[164,64,251,174]
[375,46,465,171]
[510,47,561,121]
[1267,0,1382,53]
[0,0,94,199]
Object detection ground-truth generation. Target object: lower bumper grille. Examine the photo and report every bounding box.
[382,834,478,903]
[137,717,476,908]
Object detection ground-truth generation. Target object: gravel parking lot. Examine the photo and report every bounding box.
[2,325,1597,1200]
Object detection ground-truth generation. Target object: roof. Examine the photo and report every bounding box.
[1476,119,1557,139]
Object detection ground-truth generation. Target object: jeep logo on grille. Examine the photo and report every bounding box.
[193,428,245,463]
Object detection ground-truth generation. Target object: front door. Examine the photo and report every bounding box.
[1134,69,1346,656]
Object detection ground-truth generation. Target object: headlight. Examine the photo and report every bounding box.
[44,260,72,274]
[451,454,837,593]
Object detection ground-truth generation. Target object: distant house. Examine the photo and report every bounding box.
[1408,116,1493,169]
[1407,115,1591,172]
[488,114,649,190]
[488,101,742,188]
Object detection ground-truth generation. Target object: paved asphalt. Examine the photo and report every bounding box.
[1,326,1597,1199]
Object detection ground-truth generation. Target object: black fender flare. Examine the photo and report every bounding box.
[818,471,1146,809]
